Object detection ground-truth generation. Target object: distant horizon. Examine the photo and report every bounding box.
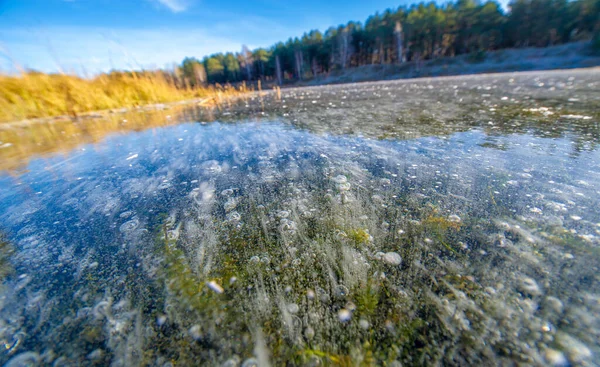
[0,0,510,75]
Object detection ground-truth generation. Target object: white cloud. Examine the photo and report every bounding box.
[154,0,190,13]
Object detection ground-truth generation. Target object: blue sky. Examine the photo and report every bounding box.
[0,0,508,74]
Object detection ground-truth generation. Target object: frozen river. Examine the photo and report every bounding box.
[1,70,599,366]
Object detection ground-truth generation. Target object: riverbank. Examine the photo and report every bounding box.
[0,71,248,123]
[298,41,600,86]
[1,42,598,125]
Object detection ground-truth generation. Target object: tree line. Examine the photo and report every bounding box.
[172,0,600,86]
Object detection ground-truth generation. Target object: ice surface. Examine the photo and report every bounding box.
[0,70,599,366]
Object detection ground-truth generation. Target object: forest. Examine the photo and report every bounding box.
[170,0,600,86]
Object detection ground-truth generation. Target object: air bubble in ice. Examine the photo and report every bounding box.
[207,281,224,294]
[241,358,259,367]
[167,229,179,241]
[332,175,347,184]
[87,349,104,361]
[338,309,352,322]
[157,182,172,190]
[338,182,351,191]
[287,303,299,314]
[334,285,349,299]
[316,287,329,303]
[221,188,234,197]
[279,219,297,234]
[555,333,592,363]
[222,356,241,367]
[448,214,461,223]
[189,325,202,340]
[543,349,568,366]
[226,211,241,222]
[201,160,222,173]
[276,210,290,218]
[518,276,541,296]
[224,198,237,212]
[93,300,111,319]
[119,218,140,233]
[4,352,40,367]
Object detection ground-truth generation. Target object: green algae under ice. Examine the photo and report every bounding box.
[1,70,600,366]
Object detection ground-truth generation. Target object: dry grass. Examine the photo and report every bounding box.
[0,71,247,123]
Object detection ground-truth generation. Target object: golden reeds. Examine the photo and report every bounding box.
[0,71,247,123]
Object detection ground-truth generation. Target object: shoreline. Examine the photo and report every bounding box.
[280,65,600,92]
[0,95,236,129]
[294,41,600,87]
[2,60,599,128]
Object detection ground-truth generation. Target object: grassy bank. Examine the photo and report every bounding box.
[0,71,247,123]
